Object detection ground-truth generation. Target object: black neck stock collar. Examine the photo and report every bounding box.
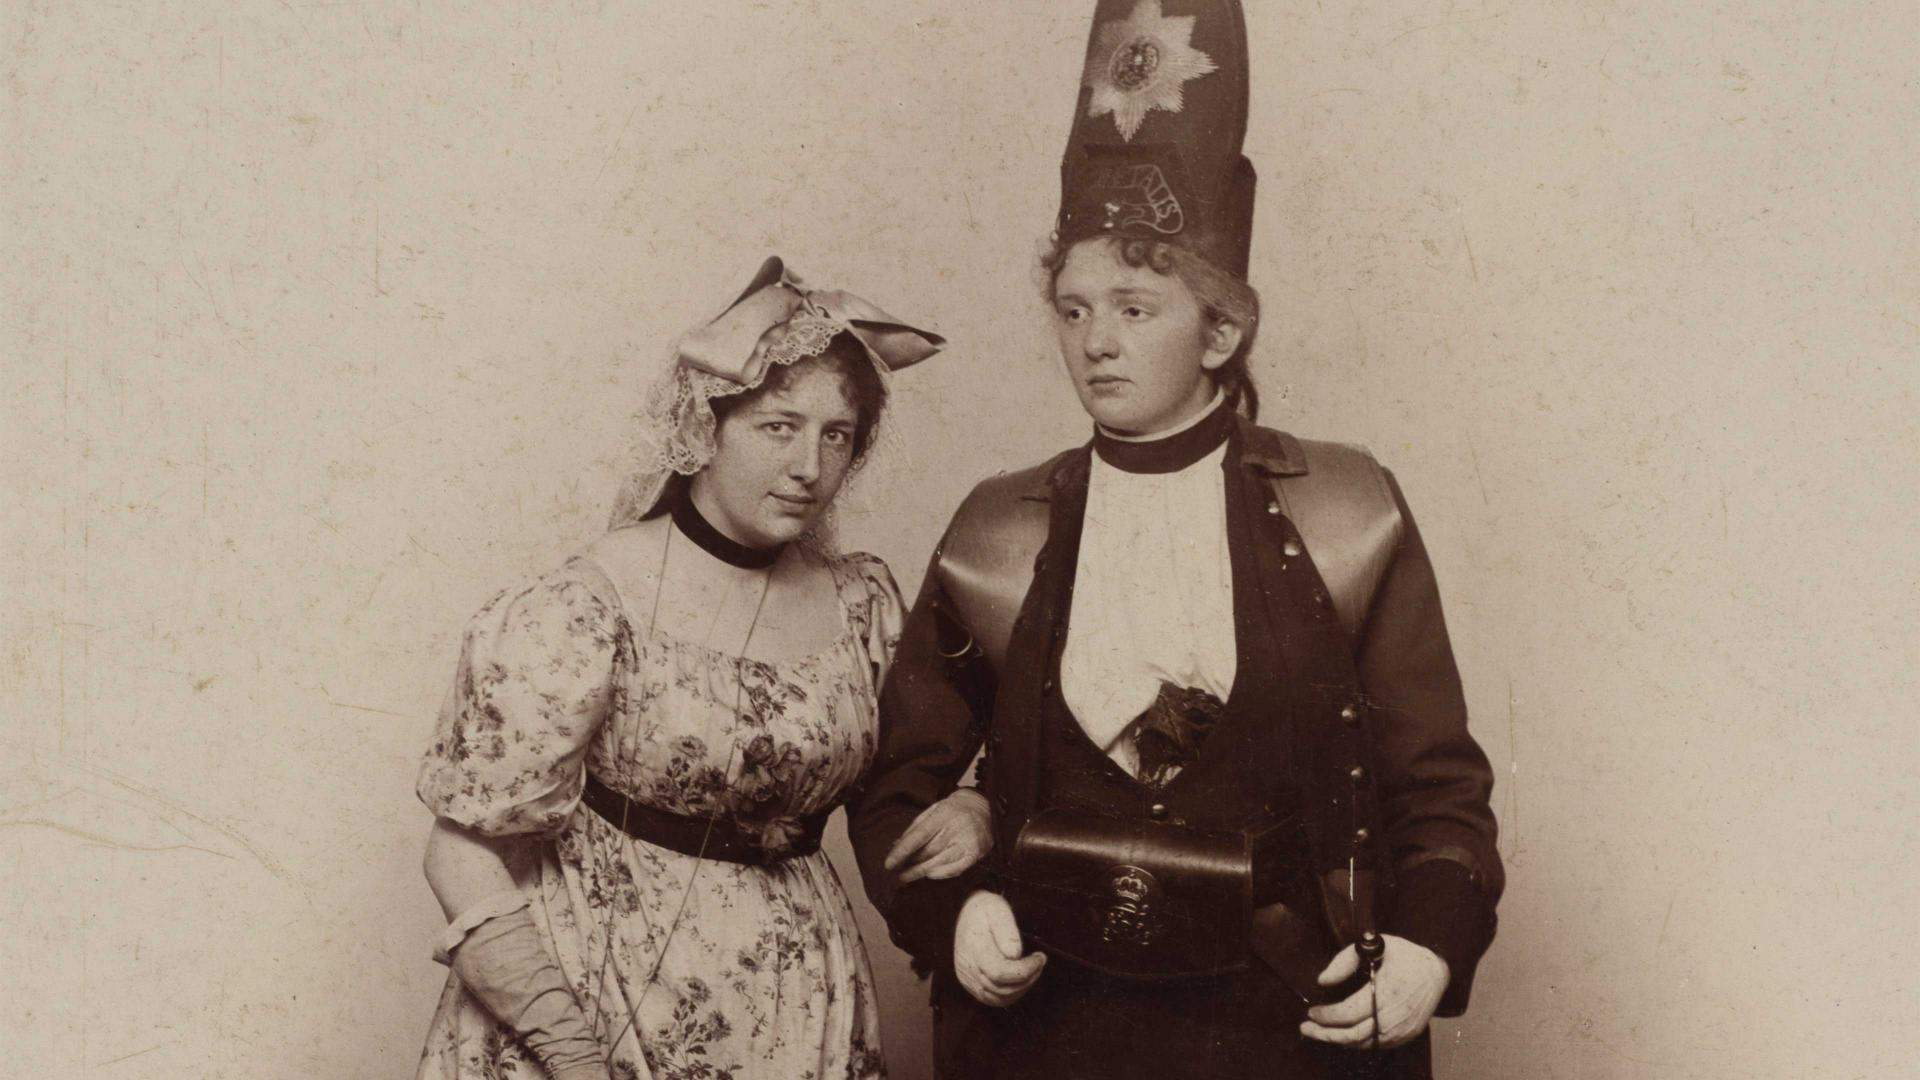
[671,494,784,570]
[1092,398,1235,475]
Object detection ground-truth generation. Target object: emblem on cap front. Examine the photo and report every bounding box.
[1092,162,1185,234]
[1083,0,1219,142]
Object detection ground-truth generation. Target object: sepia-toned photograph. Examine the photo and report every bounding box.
[3,2,1915,1078]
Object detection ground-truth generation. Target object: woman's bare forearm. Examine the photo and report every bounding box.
[422,816,540,919]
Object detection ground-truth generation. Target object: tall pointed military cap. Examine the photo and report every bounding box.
[1056,0,1254,278]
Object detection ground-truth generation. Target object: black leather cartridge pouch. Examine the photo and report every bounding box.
[1007,807,1252,981]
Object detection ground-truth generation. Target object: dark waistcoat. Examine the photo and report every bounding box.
[953,431,1424,1080]
[1035,439,1308,893]
[975,428,1392,938]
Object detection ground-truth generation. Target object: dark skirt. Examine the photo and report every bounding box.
[933,961,1434,1080]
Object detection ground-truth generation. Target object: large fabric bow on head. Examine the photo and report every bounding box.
[676,256,945,385]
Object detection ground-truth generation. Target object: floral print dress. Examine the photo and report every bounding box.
[415,542,904,1080]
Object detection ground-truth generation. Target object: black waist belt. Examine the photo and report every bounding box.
[580,774,829,867]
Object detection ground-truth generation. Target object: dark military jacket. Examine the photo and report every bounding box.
[848,419,1501,1078]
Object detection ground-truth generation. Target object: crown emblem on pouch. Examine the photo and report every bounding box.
[1083,0,1219,141]
[1098,864,1165,947]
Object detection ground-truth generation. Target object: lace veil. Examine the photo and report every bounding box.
[607,257,944,539]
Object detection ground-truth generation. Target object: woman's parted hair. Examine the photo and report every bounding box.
[706,330,888,460]
[1041,234,1263,422]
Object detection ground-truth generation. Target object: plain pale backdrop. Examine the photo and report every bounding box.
[4,2,1916,1077]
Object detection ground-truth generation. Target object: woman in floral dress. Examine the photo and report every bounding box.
[414,258,991,1080]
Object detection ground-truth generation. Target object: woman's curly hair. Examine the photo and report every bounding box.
[1041,234,1263,421]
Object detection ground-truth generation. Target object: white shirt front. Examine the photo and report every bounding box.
[1059,414,1238,778]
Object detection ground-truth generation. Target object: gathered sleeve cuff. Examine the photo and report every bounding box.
[1382,857,1498,1017]
[416,561,625,838]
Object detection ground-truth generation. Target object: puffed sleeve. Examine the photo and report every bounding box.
[416,561,624,837]
[841,552,907,689]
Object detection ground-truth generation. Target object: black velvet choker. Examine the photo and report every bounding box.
[1092,399,1235,475]
[671,495,784,569]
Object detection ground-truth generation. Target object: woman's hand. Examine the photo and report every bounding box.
[1300,934,1450,1049]
[953,890,1047,1007]
[883,787,993,884]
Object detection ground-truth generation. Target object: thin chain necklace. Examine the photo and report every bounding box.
[592,519,774,1064]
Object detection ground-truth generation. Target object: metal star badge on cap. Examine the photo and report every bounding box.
[1082,0,1219,142]
[1059,0,1254,277]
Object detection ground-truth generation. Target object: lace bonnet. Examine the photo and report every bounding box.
[608,257,945,531]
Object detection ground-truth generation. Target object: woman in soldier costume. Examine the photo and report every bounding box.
[849,3,1502,1077]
